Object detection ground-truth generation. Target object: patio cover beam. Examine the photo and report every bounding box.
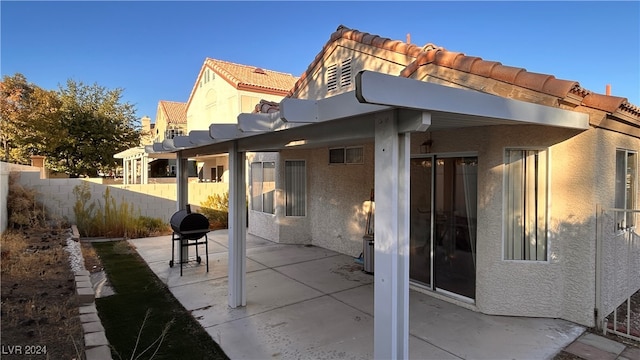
[355,70,589,130]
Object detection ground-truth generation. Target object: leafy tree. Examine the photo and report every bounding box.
[0,74,35,163]
[49,79,141,177]
[0,73,141,177]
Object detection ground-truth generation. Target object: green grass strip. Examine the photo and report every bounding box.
[93,241,228,360]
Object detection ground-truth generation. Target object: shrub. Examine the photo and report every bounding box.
[7,173,47,229]
[200,192,229,230]
[72,184,169,238]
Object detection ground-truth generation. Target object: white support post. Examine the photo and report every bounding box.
[228,141,247,308]
[374,111,410,359]
[122,159,128,185]
[176,151,189,262]
[132,157,138,184]
[141,156,148,184]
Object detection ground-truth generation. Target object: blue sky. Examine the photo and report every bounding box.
[2,1,639,123]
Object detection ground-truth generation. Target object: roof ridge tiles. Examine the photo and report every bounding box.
[206,57,296,77]
[287,25,637,118]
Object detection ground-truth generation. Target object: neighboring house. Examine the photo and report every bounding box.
[148,100,191,178]
[177,58,298,183]
[117,59,297,183]
[160,25,639,358]
[115,101,193,183]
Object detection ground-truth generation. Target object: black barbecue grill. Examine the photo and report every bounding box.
[169,205,209,276]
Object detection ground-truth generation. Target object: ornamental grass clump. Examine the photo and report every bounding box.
[73,183,169,238]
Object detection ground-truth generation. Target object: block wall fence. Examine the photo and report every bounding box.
[1,164,229,229]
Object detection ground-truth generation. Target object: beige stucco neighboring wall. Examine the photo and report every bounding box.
[188,70,237,131]
[198,156,230,183]
[187,69,290,132]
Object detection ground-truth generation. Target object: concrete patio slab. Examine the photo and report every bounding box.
[206,295,374,359]
[247,243,340,268]
[576,332,627,355]
[145,251,267,287]
[130,229,588,360]
[275,254,373,294]
[408,291,584,360]
[129,234,228,264]
[409,335,461,360]
[171,268,323,328]
[208,230,279,249]
[332,284,374,316]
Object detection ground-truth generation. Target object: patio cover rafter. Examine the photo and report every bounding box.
[156,69,589,157]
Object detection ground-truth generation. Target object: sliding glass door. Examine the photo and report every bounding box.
[410,156,477,300]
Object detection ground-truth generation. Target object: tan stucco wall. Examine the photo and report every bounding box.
[249,122,632,326]
[411,124,640,327]
[247,144,375,254]
[198,156,229,183]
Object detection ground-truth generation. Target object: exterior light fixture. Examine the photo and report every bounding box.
[420,139,433,154]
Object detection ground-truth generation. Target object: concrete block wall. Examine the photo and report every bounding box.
[14,171,229,224]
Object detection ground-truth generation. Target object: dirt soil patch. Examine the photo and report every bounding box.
[1,227,84,359]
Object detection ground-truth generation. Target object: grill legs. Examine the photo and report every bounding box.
[170,233,209,276]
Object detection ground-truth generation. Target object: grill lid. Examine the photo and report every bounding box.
[170,206,209,239]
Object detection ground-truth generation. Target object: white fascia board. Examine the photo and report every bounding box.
[210,123,246,140]
[161,138,187,151]
[355,70,590,130]
[317,91,391,122]
[173,135,193,148]
[188,130,216,146]
[237,112,280,132]
[152,142,167,152]
[280,98,319,123]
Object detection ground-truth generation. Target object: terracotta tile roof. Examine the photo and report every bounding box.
[400,43,639,117]
[186,58,298,114]
[205,58,298,95]
[289,25,638,120]
[254,99,280,114]
[159,101,187,124]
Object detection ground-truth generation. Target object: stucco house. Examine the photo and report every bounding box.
[158,26,639,358]
[117,59,298,184]
[115,100,191,184]
[160,58,298,184]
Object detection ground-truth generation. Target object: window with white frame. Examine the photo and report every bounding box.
[615,149,637,230]
[329,146,363,164]
[504,149,548,261]
[251,162,275,214]
[285,161,306,216]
